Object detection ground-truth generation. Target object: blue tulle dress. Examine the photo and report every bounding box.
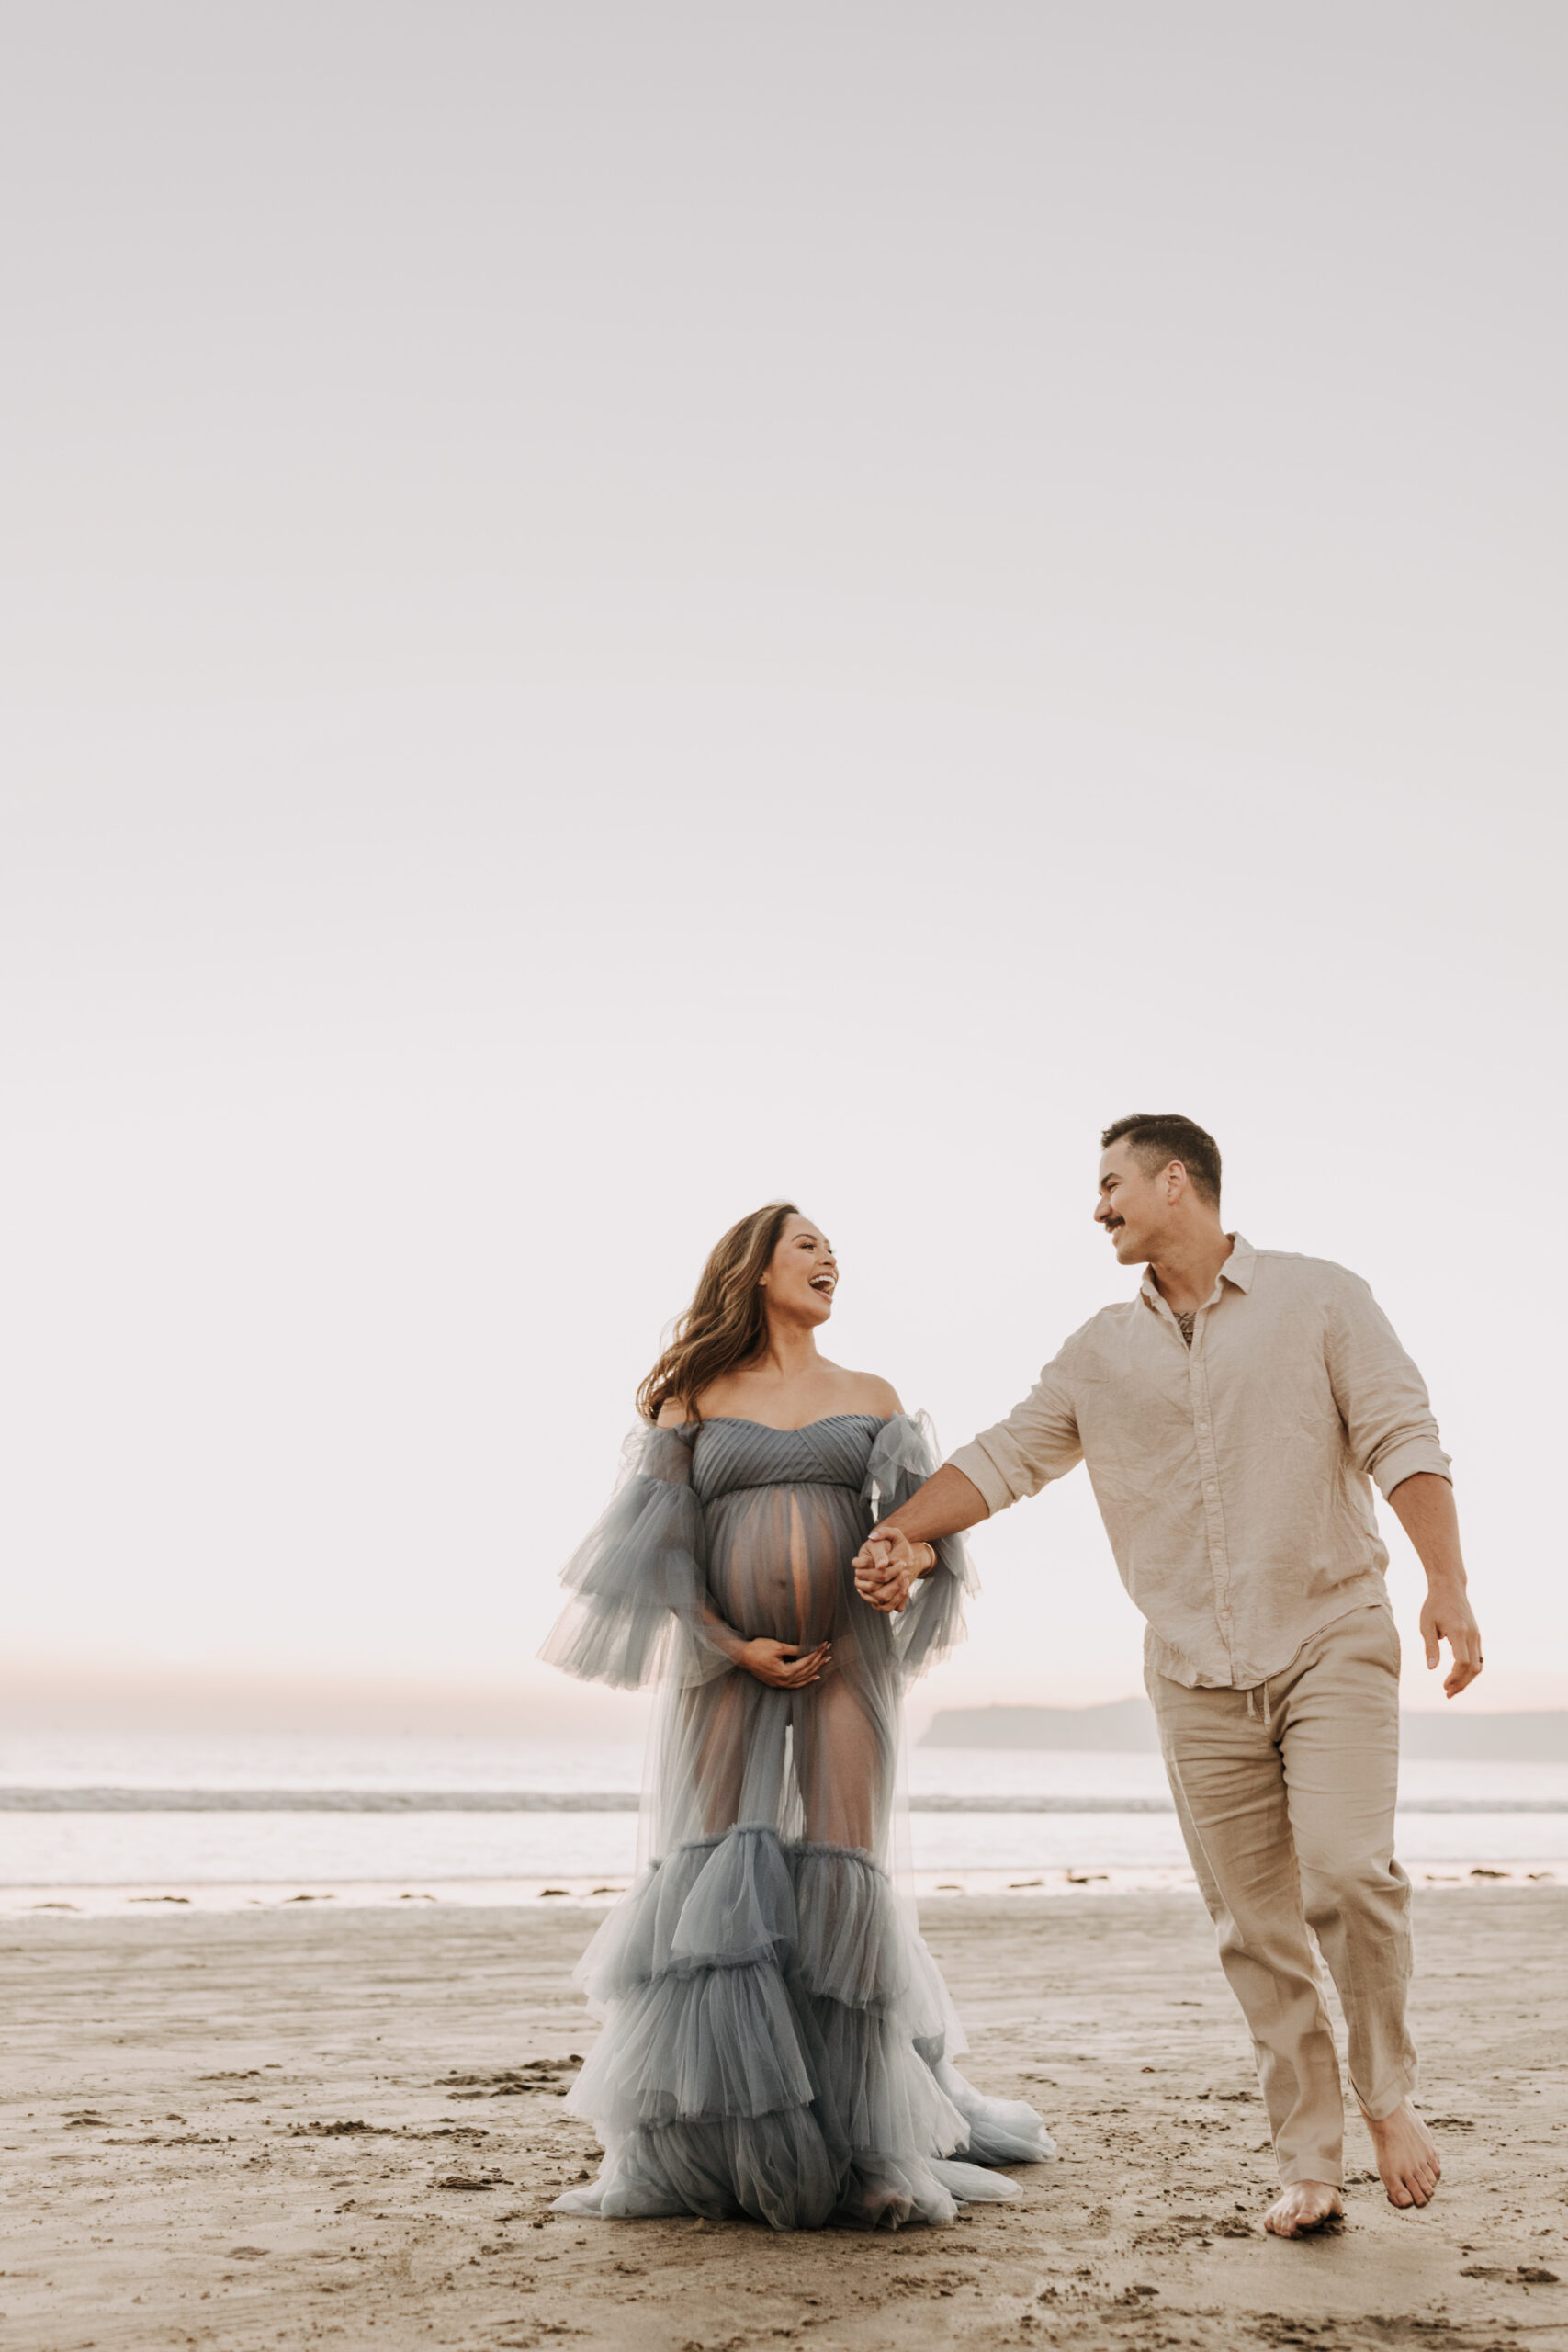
[541,1410,1054,2230]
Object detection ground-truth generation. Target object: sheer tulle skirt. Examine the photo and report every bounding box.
[553,1825,1054,2230]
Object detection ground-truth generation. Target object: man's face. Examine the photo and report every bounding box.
[1094,1139,1175,1265]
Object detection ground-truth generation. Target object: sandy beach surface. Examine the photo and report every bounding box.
[5,1886,1565,2352]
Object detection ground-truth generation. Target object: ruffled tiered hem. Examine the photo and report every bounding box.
[554,1826,1054,2231]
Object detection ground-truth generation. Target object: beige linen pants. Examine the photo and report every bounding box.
[1148,1602,1416,2186]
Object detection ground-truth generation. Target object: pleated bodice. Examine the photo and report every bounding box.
[688,1411,883,1501]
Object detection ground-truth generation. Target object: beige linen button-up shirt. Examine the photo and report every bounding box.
[946,1235,1451,1689]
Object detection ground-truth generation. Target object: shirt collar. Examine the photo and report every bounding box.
[1139,1233,1254,1312]
[1221,1234,1255,1292]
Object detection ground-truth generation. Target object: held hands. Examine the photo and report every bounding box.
[737,1637,831,1689]
[851,1527,932,1615]
[1420,1577,1484,1698]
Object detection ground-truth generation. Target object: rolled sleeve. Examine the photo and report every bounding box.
[945,1437,1019,1517]
[1325,1274,1452,1499]
[946,1359,1083,1516]
[1369,1435,1452,1501]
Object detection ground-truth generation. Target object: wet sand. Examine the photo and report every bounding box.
[4,1886,1565,2351]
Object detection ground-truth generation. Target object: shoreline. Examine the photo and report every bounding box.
[4,1859,1562,1916]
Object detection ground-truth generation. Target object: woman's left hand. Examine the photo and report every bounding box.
[736,1636,831,1687]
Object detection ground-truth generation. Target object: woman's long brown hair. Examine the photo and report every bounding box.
[637,1201,800,1423]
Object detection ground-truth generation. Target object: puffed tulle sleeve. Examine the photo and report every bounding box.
[861,1410,976,1678]
[541,1422,739,1690]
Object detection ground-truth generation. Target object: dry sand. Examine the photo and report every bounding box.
[4,1886,1565,2352]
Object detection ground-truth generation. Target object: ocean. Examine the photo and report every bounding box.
[4,1729,1566,1912]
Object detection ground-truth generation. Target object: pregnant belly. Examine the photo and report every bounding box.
[716,1560,840,1647]
[705,1487,861,1648]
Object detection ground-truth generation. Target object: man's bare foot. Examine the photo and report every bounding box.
[1263,2180,1345,2237]
[1362,2098,1440,2209]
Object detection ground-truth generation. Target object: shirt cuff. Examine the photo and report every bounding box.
[945,1440,1013,1518]
[1371,1437,1452,1501]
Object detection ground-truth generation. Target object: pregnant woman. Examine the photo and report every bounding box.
[542,1202,1052,2230]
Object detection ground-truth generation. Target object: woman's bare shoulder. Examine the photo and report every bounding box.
[654,1396,694,1428]
[838,1369,904,1419]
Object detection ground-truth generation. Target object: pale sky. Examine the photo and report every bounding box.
[3,4,1564,1729]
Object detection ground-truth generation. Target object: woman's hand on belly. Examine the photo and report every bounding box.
[734,1637,831,1689]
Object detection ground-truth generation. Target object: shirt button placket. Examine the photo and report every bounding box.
[1192,1313,1234,1668]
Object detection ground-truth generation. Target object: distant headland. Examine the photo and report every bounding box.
[920,1701,1568,1760]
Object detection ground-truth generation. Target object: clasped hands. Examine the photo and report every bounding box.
[851,1526,934,1615]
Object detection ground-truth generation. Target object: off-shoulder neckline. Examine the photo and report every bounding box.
[682,1411,894,1436]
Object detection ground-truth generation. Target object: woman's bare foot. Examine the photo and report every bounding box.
[1263,2180,1345,2236]
[1362,2098,1440,2208]
[853,2177,913,2229]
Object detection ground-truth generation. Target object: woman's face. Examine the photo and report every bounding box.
[760,1215,838,1326]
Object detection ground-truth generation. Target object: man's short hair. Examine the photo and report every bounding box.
[1100,1113,1222,1207]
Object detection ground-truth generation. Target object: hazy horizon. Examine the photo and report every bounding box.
[5,1663,1565,1745]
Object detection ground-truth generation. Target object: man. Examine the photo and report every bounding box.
[852,1114,1482,2239]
